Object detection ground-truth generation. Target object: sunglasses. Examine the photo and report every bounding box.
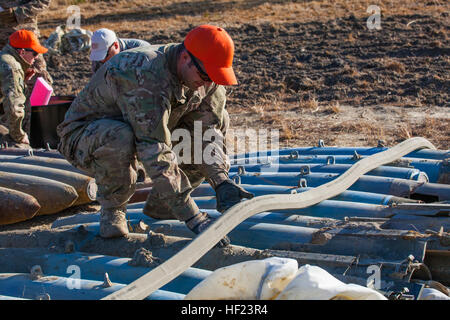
[186,50,212,83]
[101,43,115,62]
[24,48,39,57]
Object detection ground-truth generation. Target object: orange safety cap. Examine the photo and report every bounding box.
[9,29,48,54]
[184,25,237,86]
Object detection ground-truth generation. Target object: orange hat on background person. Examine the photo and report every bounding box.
[184,25,237,86]
[9,29,48,54]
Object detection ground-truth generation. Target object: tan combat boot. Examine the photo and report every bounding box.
[99,206,129,238]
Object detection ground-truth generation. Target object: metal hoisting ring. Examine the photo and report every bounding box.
[103,137,436,300]
[289,150,299,160]
[298,178,308,188]
[326,156,336,165]
[299,165,310,176]
[232,175,241,185]
[318,139,325,148]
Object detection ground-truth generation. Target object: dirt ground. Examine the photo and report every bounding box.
[0,1,449,233]
[38,0,449,151]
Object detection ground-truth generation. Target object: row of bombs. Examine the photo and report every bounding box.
[0,148,146,225]
[0,148,99,225]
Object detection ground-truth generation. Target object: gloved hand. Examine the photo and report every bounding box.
[185,212,230,248]
[215,179,254,213]
[0,8,17,25]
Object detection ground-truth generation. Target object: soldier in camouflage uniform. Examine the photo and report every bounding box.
[90,28,150,74]
[0,0,53,87]
[57,25,254,245]
[0,29,48,147]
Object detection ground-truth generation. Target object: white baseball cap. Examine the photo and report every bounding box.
[90,28,117,61]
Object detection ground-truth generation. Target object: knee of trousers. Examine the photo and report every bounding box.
[178,163,206,189]
[90,122,137,181]
[91,123,138,208]
[61,120,138,195]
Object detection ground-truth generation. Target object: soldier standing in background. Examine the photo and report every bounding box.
[0,29,48,147]
[0,0,53,87]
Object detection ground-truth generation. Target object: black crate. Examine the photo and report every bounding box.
[30,96,75,149]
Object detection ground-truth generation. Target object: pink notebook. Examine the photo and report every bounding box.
[30,77,53,106]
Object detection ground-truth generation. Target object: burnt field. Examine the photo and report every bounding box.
[42,1,449,150]
[0,2,448,300]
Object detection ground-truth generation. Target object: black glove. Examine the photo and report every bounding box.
[215,179,254,213]
[185,212,230,248]
[0,8,17,25]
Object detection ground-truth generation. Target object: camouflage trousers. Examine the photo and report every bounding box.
[59,119,209,222]
[58,119,138,210]
[0,100,31,145]
[0,55,50,145]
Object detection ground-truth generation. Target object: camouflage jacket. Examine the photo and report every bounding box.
[0,0,51,47]
[58,43,230,188]
[91,37,151,73]
[0,43,31,141]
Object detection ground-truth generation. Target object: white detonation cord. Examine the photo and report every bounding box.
[103,137,435,300]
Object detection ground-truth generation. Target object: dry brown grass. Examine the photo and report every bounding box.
[347,33,356,43]
[329,101,342,114]
[331,120,385,144]
[359,80,370,89]
[38,0,450,36]
[249,103,265,117]
[262,114,281,126]
[397,122,413,140]
[342,65,360,77]
[412,117,450,147]
[37,0,450,151]
[383,59,407,74]
[280,122,296,141]
[431,40,443,48]
[298,97,319,112]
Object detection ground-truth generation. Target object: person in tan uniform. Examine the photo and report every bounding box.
[58,25,254,246]
[0,29,48,147]
[0,0,53,87]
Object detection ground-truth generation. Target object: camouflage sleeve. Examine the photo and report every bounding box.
[105,64,198,216]
[13,0,51,24]
[177,85,231,189]
[91,61,103,74]
[0,62,27,142]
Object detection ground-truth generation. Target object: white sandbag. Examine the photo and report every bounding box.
[276,264,387,300]
[185,257,298,300]
[419,288,450,300]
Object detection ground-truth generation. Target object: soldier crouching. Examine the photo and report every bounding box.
[57,25,254,247]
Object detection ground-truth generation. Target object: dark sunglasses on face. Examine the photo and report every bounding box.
[101,43,115,62]
[23,48,39,57]
[186,50,212,83]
